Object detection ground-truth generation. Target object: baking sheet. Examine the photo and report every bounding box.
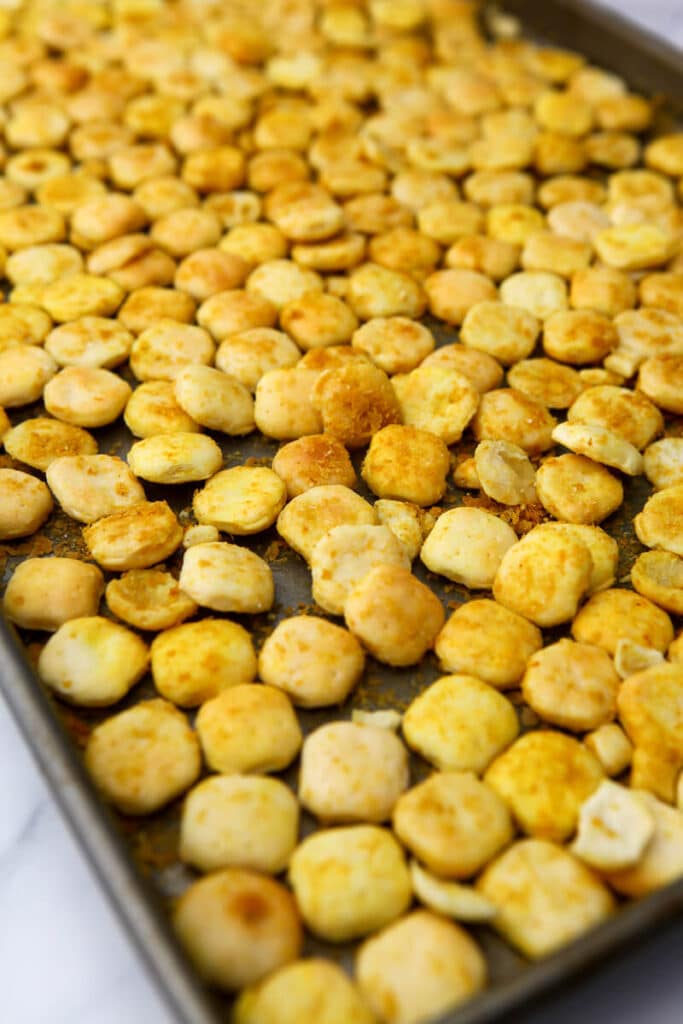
[1,2,683,1022]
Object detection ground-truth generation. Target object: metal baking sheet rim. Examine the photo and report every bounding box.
[2,1,683,1022]
[4,611,683,1023]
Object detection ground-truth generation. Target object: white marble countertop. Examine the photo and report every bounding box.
[2,2,683,1022]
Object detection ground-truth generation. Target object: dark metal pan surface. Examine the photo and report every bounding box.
[1,3,682,1022]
